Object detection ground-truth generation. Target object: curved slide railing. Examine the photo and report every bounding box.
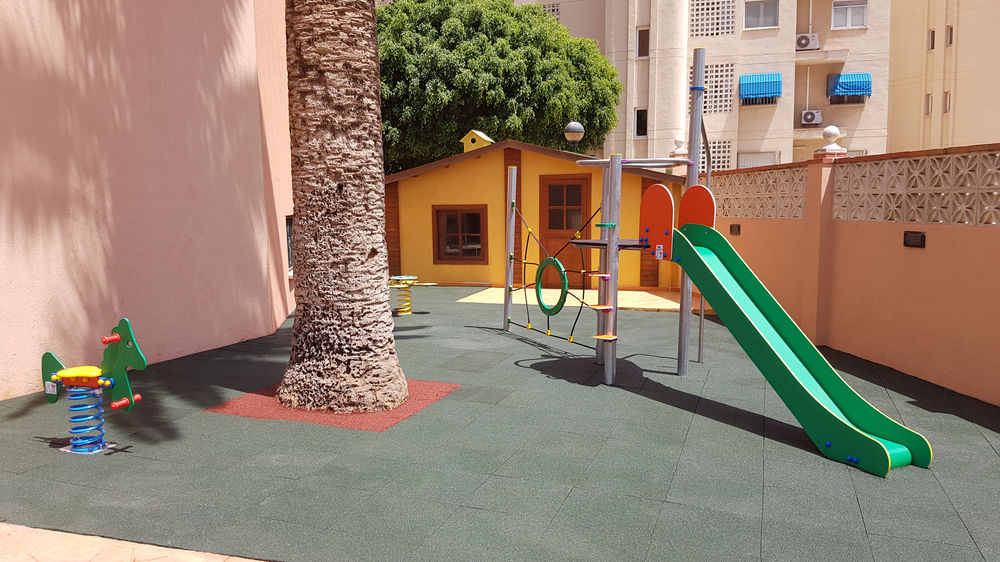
[672,223,932,477]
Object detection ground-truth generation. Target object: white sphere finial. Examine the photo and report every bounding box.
[818,125,847,154]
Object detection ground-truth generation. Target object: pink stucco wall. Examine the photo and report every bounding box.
[0,0,294,399]
[712,155,1000,406]
[826,221,1000,406]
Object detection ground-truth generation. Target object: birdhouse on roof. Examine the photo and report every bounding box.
[461,130,494,153]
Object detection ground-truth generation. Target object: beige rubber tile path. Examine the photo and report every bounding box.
[457,287,711,312]
[0,522,258,562]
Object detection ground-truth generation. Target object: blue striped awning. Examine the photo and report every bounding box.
[827,72,872,96]
[739,73,782,99]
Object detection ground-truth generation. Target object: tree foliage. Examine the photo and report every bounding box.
[378,0,622,173]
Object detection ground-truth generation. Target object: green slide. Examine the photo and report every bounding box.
[672,224,932,477]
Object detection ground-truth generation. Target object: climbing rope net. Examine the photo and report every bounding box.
[506,203,606,345]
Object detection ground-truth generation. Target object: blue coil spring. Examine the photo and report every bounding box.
[66,385,106,453]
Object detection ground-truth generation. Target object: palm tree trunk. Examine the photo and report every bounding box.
[278,0,407,411]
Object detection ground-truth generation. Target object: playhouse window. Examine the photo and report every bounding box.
[433,205,488,264]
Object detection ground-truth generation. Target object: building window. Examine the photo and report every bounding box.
[636,28,650,58]
[285,216,294,276]
[541,2,560,21]
[946,25,954,46]
[827,72,871,104]
[691,63,736,114]
[924,93,933,116]
[700,140,733,171]
[745,0,778,29]
[433,206,488,264]
[832,0,866,29]
[691,0,736,37]
[635,108,648,137]
[928,29,935,50]
[737,151,780,168]
[829,94,866,105]
[943,91,951,113]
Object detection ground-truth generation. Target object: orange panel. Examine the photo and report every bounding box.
[639,183,675,261]
[679,184,716,228]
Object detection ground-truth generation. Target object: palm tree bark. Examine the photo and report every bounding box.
[278,0,407,411]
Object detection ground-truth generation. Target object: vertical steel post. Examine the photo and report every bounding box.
[679,47,705,376]
[603,154,623,386]
[596,165,612,365]
[503,166,517,331]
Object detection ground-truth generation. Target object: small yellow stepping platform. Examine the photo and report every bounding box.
[593,334,618,342]
[587,273,611,279]
[588,305,614,311]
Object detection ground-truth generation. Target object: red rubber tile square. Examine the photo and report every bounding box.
[205,380,460,432]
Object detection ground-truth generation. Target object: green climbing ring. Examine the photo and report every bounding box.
[535,257,569,316]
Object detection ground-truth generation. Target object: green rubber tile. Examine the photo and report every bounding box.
[649,502,761,561]
[248,480,373,530]
[416,506,551,560]
[495,448,594,487]
[85,502,247,551]
[517,429,608,461]
[463,475,572,519]
[225,447,342,479]
[375,466,490,505]
[73,456,293,513]
[666,462,763,518]
[609,414,692,447]
[296,453,414,492]
[551,488,661,538]
[763,484,865,534]
[438,350,512,373]
[414,441,517,474]
[441,385,514,407]
[761,517,872,561]
[444,418,532,453]
[763,458,855,495]
[0,473,118,530]
[529,520,656,560]
[868,534,985,562]
[574,446,678,501]
[298,529,428,562]
[414,398,492,428]
[854,495,976,548]
[381,414,472,446]
[327,494,456,544]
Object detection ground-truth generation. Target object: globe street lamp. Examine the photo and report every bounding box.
[564,121,584,153]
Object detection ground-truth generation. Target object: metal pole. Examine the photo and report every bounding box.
[679,47,705,377]
[698,295,705,362]
[503,166,516,331]
[604,154,623,386]
[596,164,612,365]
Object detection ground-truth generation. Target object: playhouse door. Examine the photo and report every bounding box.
[539,175,591,288]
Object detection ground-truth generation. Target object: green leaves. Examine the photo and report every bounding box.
[378,0,621,173]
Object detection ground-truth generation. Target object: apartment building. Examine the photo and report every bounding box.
[888,0,1000,151]
[517,0,889,168]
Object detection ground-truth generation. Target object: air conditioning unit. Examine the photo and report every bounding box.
[795,33,820,51]
[801,109,822,125]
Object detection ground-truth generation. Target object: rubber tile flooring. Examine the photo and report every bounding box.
[1,286,998,561]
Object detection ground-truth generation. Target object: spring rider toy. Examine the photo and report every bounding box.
[41,318,148,454]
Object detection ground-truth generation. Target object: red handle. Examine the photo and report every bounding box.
[101,333,121,345]
[111,393,141,410]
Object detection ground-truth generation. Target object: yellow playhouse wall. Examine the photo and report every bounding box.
[396,148,682,288]
[396,150,507,284]
[519,152,657,289]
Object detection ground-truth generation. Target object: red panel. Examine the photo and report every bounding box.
[639,183,675,261]
[679,184,717,228]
